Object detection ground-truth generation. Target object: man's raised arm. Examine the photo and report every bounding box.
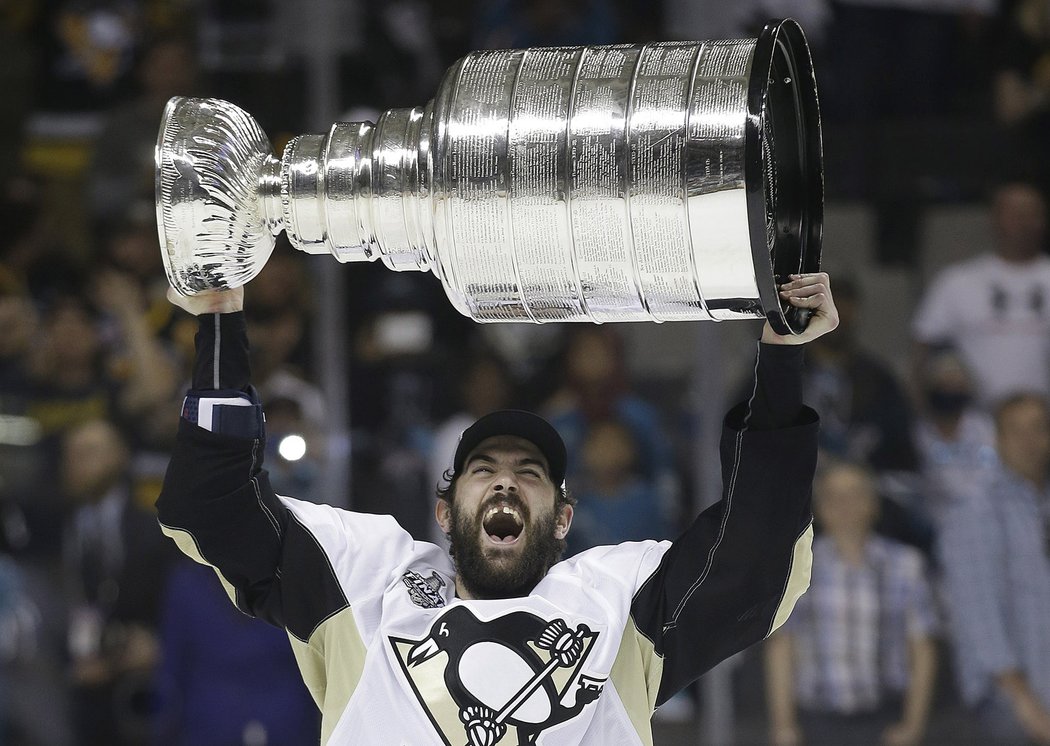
[630,273,836,707]
[156,288,292,624]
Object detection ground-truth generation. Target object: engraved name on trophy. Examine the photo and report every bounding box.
[156,19,822,333]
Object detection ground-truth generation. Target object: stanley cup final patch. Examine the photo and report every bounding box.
[390,606,606,745]
[402,570,447,608]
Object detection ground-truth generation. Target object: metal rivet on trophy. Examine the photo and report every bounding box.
[156,19,822,333]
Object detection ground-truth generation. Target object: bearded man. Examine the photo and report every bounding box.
[157,273,837,745]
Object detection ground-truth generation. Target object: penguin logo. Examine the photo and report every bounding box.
[390,606,605,745]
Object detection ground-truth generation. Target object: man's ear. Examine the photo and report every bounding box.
[554,504,573,540]
[435,498,452,535]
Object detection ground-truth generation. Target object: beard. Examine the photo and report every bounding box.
[448,496,566,600]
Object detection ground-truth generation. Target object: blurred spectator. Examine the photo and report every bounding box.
[348,267,473,534]
[802,277,919,473]
[0,264,73,743]
[914,344,998,517]
[30,0,140,122]
[936,393,1050,745]
[153,560,318,746]
[0,175,53,295]
[0,274,38,396]
[992,0,1050,195]
[0,391,40,562]
[764,460,938,746]
[0,551,75,746]
[565,418,674,556]
[62,418,176,746]
[88,33,199,229]
[775,276,927,548]
[24,292,113,444]
[245,253,324,435]
[426,350,516,544]
[92,270,178,430]
[94,203,181,394]
[14,231,174,459]
[54,217,185,475]
[97,202,165,291]
[0,555,41,745]
[567,413,691,724]
[23,0,144,261]
[475,321,563,407]
[544,326,678,504]
[913,181,1050,408]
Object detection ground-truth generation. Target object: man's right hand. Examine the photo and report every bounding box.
[166,286,244,316]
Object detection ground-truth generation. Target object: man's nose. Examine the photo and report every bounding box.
[492,475,518,493]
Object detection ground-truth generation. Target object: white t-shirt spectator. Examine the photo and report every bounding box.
[913,254,1050,406]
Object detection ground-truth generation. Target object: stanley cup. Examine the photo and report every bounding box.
[156,19,822,333]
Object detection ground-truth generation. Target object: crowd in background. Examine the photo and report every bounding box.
[0,0,1049,744]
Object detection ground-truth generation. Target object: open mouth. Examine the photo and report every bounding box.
[482,504,524,545]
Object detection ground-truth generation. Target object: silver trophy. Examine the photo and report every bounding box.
[156,19,822,333]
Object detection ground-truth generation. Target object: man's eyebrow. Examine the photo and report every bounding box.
[464,453,549,471]
[517,458,548,471]
[464,453,496,468]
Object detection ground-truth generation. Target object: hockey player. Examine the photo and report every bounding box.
[158,273,838,745]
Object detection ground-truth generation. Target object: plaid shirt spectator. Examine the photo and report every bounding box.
[784,534,938,714]
[937,463,1050,707]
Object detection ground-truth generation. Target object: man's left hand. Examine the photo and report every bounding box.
[761,272,839,346]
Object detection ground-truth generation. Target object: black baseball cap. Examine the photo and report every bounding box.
[453,410,567,487]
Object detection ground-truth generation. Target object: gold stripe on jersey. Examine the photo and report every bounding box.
[289,608,368,746]
[769,524,814,635]
[159,523,239,605]
[609,615,665,745]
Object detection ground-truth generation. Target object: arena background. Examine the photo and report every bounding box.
[0,0,1046,744]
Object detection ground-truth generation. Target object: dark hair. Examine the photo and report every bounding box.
[435,468,576,510]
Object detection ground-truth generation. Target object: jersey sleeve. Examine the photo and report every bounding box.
[628,343,818,706]
[156,312,413,643]
[157,413,299,625]
[277,497,422,606]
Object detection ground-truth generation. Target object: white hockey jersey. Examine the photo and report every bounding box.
[279,499,673,744]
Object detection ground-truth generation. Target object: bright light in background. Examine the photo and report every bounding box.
[278,434,307,462]
[0,415,43,446]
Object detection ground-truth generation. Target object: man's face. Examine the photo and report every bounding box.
[994,184,1048,261]
[813,466,878,540]
[437,435,571,600]
[998,398,1050,479]
[63,421,128,502]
